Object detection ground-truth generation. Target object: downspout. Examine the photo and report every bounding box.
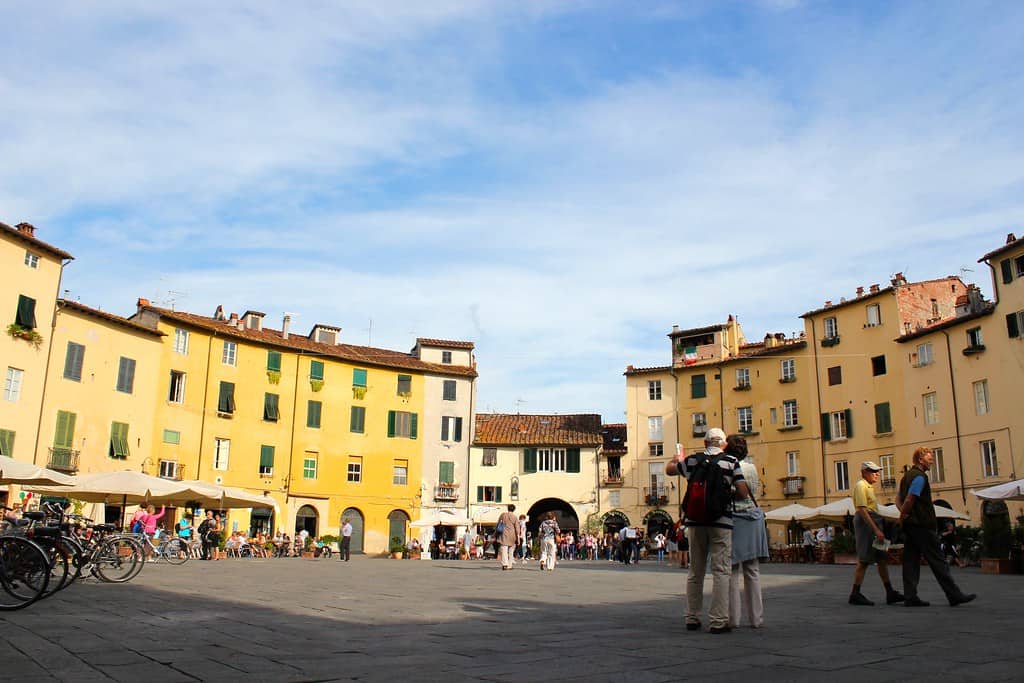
[195,329,215,474]
[808,320,828,503]
[940,330,968,506]
[31,257,72,465]
[670,366,681,517]
[466,372,476,522]
[284,350,303,504]
[717,362,725,431]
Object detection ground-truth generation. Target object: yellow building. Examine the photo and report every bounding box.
[0,222,72,476]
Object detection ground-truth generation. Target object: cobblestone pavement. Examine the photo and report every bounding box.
[2,556,1022,682]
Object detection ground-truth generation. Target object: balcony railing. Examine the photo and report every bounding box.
[434,484,459,502]
[643,487,668,506]
[158,463,185,481]
[781,476,805,496]
[603,474,624,487]
[47,447,80,473]
[880,477,897,489]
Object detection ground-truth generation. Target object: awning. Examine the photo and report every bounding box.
[971,479,1024,502]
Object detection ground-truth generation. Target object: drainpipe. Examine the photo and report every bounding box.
[284,350,302,504]
[670,366,681,518]
[195,329,216,474]
[808,320,827,503]
[31,257,72,466]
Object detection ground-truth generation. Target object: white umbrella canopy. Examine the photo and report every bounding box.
[0,454,76,486]
[816,497,899,520]
[29,470,184,504]
[764,503,819,522]
[149,480,275,509]
[971,479,1024,502]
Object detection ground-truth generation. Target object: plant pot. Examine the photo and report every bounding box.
[408,552,421,560]
[214,550,227,560]
[301,551,315,559]
[833,553,857,565]
[981,558,1015,574]
[390,551,402,559]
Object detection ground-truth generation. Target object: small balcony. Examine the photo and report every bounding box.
[780,476,805,496]
[434,483,459,502]
[602,474,624,487]
[47,447,80,473]
[880,477,897,490]
[821,335,841,348]
[158,462,185,481]
[644,487,668,506]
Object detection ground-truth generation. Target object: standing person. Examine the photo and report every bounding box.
[665,427,749,634]
[897,448,977,607]
[208,513,223,560]
[618,525,631,565]
[940,520,965,568]
[177,514,193,548]
[339,518,353,562]
[129,504,147,533]
[538,511,560,571]
[849,461,904,606]
[726,435,768,629]
[515,514,528,563]
[496,504,521,570]
[141,505,166,561]
[198,510,215,560]
[802,526,816,563]
[654,530,667,562]
[675,519,690,568]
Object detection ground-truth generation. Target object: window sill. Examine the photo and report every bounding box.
[779,377,796,384]
[739,430,760,436]
[874,431,893,438]
[828,437,848,444]
[778,425,802,432]
[217,412,234,419]
[733,384,752,391]
[821,336,841,348]
[962,345,986,355]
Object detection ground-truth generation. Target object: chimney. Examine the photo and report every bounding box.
[282,313,291,340]
[825,300,832,307]
[869,284,880,294]
[671,325,680,334]
[213,305,225,321]
[15,222,36,237]
[856,286,864,297]
[229,312,239,328]
[1008,233,1017,244]
[890,272,906,286]
[136,298,151,315]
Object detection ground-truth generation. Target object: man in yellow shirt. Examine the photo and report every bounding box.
[849,461,904,606]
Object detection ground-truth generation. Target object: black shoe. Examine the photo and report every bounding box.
[949,593,976,606]
[685,621,701,631]
[904,597,930,607]
[886,590,905,605]
[709,626,732,634]
[849,591,874,606]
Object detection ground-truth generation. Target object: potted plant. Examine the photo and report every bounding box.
[301,536,315,559]
[6,323,43,348]
[389,536,405,559]
[980,505,1013,574]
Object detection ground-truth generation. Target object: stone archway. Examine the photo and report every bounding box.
[342,507,365,554]
[643,509,673,537]
[388,509,410,546]
[526,498,578,537]
[600,510,630,534]
[295,505,318,537]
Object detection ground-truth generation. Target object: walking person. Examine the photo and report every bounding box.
[725,435,768,629]
[897,448,976,607]
[849,461,904,606]
[496,504,521,570]
[802,526,816,563]
[665,427,749,634]
[199,510,215,560]
[339,518,353,561]
[538,511,560,572]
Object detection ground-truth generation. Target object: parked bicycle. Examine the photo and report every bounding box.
[135,532,189,565]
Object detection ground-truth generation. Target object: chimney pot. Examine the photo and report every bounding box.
[825,300,832,307]
[1008,233,1017,244]
[15,222,36,237]
[137,297,151,308]
[282,314,291,340]
[870,284,880,293]
[856,286,864,296]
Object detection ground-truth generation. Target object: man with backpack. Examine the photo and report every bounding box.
[665,427,749,634]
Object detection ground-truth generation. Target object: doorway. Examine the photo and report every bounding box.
[341,507,365,554]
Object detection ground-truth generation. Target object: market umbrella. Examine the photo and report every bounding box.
[29,470,186,528]
[149,480,275,509]
[971,479,1024,502]
[763,503,819,522]
[0,454,76,486]
[815,497,899,520]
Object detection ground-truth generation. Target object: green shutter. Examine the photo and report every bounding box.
[441,417,449,441]
[820,413,831,442]
[566,448,581,473]
[64,342,84,381]
[109,422,129,459]
[691,374,706,399]
[495,487,502,503]
[0,429,15,456]
[309,360,324,381]
[218,382,235,413]
[350,406,365,433]
[264,393,279,421]
[387,410,396,437]
[353,368,367,387]
[1008,313,1021,339]
[307,400,322,428]
[454,417,463,443]
[1001,258,1014,284]
[440,461,455,484]
[267,351,282,371]
[16,295,36,329]
[523,448,537,473]
[259,445,275,469]
[116,357,136,393]
[162,429,180,445]
[874,402,892,434]
[54,411,76,448]
[844,408,853,438]
[476,485,484,502]
[409,413,418,439]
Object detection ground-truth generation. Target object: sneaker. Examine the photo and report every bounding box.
[709,626,732,634]
[949,593,976,606]
[904,597,931,607]
[886,590,905,605]
[540,561,545,570]
[685,621,701,631]
[849,592,874,606]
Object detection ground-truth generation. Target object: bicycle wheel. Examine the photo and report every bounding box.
[0,537,50,610]
[161,538,189,565]
[41,541,71,597]
[93,537,142,583]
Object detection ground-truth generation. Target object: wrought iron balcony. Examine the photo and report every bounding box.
[47,447,80,473]
[158,462,185,481]
[880,477,897,489]
[781,476,805,496]
[644,487,668,506]
[602,474,624,487]
[434,483,459,502]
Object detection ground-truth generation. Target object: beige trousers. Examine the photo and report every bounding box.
[686,526,732,629]
[729,559,764,627]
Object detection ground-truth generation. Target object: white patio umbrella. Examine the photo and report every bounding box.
[0,454,76,486]
[815,497,899,520]
[149,480,275,509]
[971,479,1024,502]
[763,503,819,522]
[30,469,189,528]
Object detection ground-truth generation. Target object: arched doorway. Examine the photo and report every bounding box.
[643,509,673,537]
[388,510,410,546]
[342,507,365,554]
[601,510,630,535]
[526,498,578,538]
[295,505,318,537]
[250,507,274,537]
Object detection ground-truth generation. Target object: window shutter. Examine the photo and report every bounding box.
[874,403,891,434]
[350,406,364,433]
[387,410,396,437]
[264,393,279,421]
[454,417,463,442]
[117,357,136,393]
[0,429,13,457]
[218,382,235,413]
[523,448,537,473]
[495,487,502,503]
[54,411,76,448]
[309,360,324,381]
[476,485,484,502]
[844,408,853,437]
[16,295,36,329]
[691,375,706,399]
[1001,258,1014,284]
[1008,312,1021,339]
[353,368,367,387]
[440,461,454,484]
[567,448,581,473]
[820,413,831,442]
[267,351,282,371]
[259,445,275,469]
[64,342,85,381]
[307,401,322,428]
[410,413,418,439]
[440,417,450,441]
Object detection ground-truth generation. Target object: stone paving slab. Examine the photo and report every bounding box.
[1,557,1022,681]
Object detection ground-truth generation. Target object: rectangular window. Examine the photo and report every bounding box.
[916,342,934,366]
[874,402,892,434]
[866,303,881,327]
[441,416,463,442]
[173,328,189,355]
[0,429,14,457]
[222,341,237,366]
[115,357,136,394]
[781,358,796,382]
[397,374,412,396]
[770,407,777,424]
[973,380,990,415]
[387,410,418,439]
[735,368,750,388]
[648,416,663,441]
[263,393,280,422]
[835,460,850,491]
[442,380,457,401]
[63,342,85,381]
[477,485,502,502]
[347,457,362,483]
[352,368,367,387]
[981,440,998,477]
[827,365,842,386]
[1017,254,1024,278]
[482,448,497,466]
[4,367,23,402]
[691,374,706,399]
[109,422,130,459]
[168,370,186,404]
[162,429,180,444]
[649,443,664,457]
[738,406,753,433]
[350,406,366,433]
[932,447,946,483]
[1001,257,1014,283]
[692,412,707,436]
[786,451,799,476]
[439,461,455,483]
[648,380,662,400]
[266,351,282,372]
[823,316,838,339]
[213,438,230,470]
[303,452,318,479]
[217,381,236,414]
[966,327,983,349]
[306,400,322,428]
[158,460,178,479]
[309,360,324,381]
[879,454,895,486]
[608,489,621,508]
[871,355,887,376]
[537,448,567,472]
[923,392,939,425]
[783,399,798,427]
[441,351,452,364]
[1008,310,1024,338]
[24,251,39,268]
[829,410,849,440]
[259,445,275,476]
[393,460,408,485]
[15,295,37,329]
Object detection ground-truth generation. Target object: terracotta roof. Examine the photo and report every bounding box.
[978,234,1024,263]
[624,365,672,376]
[58,300,165,337]
[474,414,603,447]
[800,286,894,318]
[0,221,74,260]
[143,306,477,378]
[415,338,475,349]
[895,304,996,342]
[669,323,726,338]
[734,339,807,359]
[601,424,628,454]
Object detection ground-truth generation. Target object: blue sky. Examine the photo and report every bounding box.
[3,1,1023,422]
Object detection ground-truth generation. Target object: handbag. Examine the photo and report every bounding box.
[496,519,505,534]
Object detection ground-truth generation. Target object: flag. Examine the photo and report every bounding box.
[683,346,697,365]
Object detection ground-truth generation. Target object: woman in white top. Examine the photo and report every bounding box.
[726,434,768,628]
